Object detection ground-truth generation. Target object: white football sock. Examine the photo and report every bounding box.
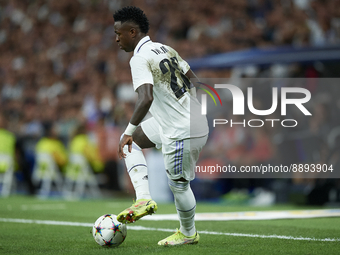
[169,179,196,237]
[123,142,151,201]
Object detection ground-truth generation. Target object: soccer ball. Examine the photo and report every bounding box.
[92,214,127,247]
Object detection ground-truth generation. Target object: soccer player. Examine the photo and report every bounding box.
[113,6,208,246]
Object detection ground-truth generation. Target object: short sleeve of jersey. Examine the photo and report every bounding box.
[130,55,154,91]
[168,46,190,74]
[177,54,190,74]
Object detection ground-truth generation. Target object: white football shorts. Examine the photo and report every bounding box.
[141,117,208,181]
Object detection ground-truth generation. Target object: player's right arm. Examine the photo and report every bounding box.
[118,84,153,159]
[130,84,154,126]
[118,54,154,159]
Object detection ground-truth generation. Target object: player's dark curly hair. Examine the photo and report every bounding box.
[113,6,149,34]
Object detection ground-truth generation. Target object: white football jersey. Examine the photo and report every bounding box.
[130,36,208,140]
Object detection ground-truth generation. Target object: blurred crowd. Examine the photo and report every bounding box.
[0,0,340,201]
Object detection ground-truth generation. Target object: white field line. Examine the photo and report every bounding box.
[0,218,339,242]
[20,204,67,211]
[142,209,340,221]
[5,204,67,211]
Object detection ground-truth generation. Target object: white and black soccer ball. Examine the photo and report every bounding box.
[92,214,127,247]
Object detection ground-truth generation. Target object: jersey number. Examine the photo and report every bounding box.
[159,57,191,99]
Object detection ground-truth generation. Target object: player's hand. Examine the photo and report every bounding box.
[118,134,133,159]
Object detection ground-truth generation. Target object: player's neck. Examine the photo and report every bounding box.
[133,34,148,50]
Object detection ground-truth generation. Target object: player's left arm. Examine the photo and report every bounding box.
[118,83,153,159]
[185,69,198,80]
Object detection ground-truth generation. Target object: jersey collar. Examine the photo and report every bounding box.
[134,36,151,55]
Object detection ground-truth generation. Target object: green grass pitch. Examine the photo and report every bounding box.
[0,196,339,255]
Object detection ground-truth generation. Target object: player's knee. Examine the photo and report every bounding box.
[133,126,155,149]
[121,126,155,149]
[168,179,189,193]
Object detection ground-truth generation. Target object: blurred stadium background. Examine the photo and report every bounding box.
[0,0,340,206]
